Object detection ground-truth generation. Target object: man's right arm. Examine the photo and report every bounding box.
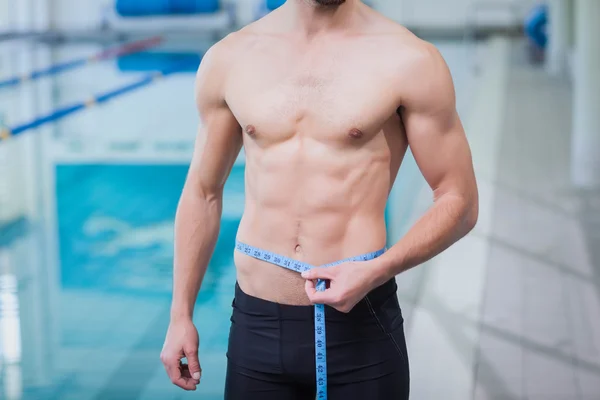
[161,39,242,391]
[171,40,242,324]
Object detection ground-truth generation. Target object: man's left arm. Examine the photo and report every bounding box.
[303,43,478,312]
[374,42,479,279]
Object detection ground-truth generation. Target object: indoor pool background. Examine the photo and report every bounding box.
[0,37,475,400]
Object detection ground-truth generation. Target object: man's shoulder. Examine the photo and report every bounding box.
[204,21,280,74]
[365,16,441,71]
[361,14,451,104]
[375,32,446,96]
[203,18,281,67]
[202,31,246,64]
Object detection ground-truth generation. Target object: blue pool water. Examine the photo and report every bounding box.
[0,36,472,400]
[56,164,243,298]
[50,163,245,399]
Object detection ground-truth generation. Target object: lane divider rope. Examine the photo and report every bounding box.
[0,60,197,142]
[0,36,163,90]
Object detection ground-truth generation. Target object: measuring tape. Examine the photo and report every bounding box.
[235,241,386,399]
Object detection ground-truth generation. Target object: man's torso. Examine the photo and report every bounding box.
[224,7,421,304]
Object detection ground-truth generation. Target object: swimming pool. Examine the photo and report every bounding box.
[0,36,475,400]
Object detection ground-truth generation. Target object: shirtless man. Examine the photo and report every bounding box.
[160,0,478,399]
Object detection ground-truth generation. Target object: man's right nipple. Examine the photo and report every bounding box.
[245,124,256,136]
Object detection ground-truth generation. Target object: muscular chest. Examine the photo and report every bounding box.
[226,43,398,145]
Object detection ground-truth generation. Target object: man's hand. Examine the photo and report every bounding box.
[160,319,202,391]
[301,260,386,313]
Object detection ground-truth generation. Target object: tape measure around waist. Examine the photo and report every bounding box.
[234,241,386,400]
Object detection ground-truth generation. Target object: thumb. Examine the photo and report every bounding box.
[301,266,336,280]
[184,347,202,381]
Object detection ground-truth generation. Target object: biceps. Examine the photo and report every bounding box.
[405,111,475,196]
[187,107,243,196]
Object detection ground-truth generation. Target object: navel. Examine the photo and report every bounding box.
[245,124,256,136]
[348,128,364,139]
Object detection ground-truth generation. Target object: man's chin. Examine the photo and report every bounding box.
[314,0,347,6]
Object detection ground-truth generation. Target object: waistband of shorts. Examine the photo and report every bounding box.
[233,278,398,320]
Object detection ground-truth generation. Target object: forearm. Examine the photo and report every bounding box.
[170,188,222,322]
[376,191,478,282]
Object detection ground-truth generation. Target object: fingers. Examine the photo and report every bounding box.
[304,279,340,306]
[305,279,317,298]
[303,269,356,313]
[181,364,193,379]
[301,266,337,281]
[184,347,202,382]
[303,267,337,305]
[161,354,197,391]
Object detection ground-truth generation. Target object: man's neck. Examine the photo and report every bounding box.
[283,0,360,37]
